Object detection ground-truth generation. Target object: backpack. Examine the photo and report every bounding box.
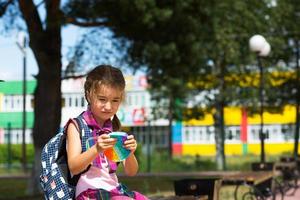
[39,115,91,200]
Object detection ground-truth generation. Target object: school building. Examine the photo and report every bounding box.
[0,76,299,156]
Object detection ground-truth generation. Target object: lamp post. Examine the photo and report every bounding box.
[249,35,271,163]
[293,39,300,158]
[16,32,27,172]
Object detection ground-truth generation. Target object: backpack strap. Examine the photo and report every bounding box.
[74,114,92,171]
[74,116,90,153]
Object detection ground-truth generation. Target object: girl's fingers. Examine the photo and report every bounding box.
[96,134,117,152]
[126,135,134,140]
[124,139,137,151]
[124,135,135,144]
[98,134,116,143]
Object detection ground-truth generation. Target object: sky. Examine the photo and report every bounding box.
[0,25,80,81]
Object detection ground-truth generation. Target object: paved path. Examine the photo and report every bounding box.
[276,187,300,200]
[150,188,300,200]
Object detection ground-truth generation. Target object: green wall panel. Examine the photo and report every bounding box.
[0,112,34,128]
[0,80,36,95]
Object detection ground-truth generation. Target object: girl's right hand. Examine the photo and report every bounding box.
[96,134,117,153]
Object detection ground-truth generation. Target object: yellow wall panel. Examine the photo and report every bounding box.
[224,107,242,126]
[183,144,216,156]
[224,144,243,155]
[182,143,297,156]
[185,105,296,126]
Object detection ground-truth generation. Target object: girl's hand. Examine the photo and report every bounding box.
[123,134,137,153]
[96,134,117,153]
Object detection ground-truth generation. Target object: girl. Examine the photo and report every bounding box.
[66,65,148,200]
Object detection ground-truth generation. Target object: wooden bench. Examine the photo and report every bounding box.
[222,170,276,200]
[275,157,299,196]
[250,162,284,199]
[120,171,280,200]
[167,171,276,200]
[174,178,221,200]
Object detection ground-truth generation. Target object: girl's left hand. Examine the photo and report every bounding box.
[123,134,137,153]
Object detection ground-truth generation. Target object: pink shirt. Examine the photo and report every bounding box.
[75,161,119,197]
[66,110,119,197]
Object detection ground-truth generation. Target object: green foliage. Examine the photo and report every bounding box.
[65,0,211,120]
[82,0,296,116]
[63,2,300,162]
[0,144,34,164]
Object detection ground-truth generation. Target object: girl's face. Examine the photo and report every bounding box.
[87,85,123,126]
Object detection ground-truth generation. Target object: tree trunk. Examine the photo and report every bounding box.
[27,146,42,194]
[167,95,174,158]
[214,102,226,170]
[214,62,226,170]
[17,1,63,194]
[27,62,62,194]
[27,58,62,195]
[24,27,62,196]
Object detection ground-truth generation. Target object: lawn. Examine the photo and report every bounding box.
[0,176,258,200]
[0,146,286,199]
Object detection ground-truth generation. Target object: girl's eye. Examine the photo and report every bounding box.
[113,99,120,103]
[98,98,106,102]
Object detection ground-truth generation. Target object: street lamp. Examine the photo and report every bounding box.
[16,32,27,172]
[249,34,271,163]
[290,39,300,158]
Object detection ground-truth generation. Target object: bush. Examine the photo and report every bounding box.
[0,144,34,164]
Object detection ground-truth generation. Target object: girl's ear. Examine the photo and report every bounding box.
[86,91,91,103]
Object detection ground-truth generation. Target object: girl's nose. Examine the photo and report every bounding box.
[104,101,112,110]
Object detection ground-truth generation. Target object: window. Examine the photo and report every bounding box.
[127,95,132,105]
[75,97,78,107]
[68,97,72,107]
[31,98,34,108]
[141,94,145,106]
[61,98,65,107]
[81,97,85,107]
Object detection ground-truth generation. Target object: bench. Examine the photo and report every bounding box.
[222,170,276,200]
[250,162,284,199]
[174,178,221,200]
[172,171,277,200]
[275,156,299,196]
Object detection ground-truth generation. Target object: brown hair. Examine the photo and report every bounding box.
[84,65,126,131]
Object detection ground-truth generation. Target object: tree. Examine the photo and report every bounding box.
[2,1,299,195]
[0,0,210,193]
[0,0,127,194]
[0,1,64,194]
[64,0,211,157]
[189,0,274,169]
[66,0,300,167]
[65,1,285,169]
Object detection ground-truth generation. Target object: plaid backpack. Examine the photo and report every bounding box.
[39,115,91,200]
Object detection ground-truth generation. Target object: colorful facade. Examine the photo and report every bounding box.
[173,106,298,156]
[0,77,299,156]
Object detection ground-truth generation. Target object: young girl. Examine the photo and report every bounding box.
[66,65,148,200]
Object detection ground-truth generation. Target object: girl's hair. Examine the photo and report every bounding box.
[84,65,126,131]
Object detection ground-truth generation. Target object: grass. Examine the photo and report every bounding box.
[0,176,270,200]
[0,148,287,199]
[0,178,42,200]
